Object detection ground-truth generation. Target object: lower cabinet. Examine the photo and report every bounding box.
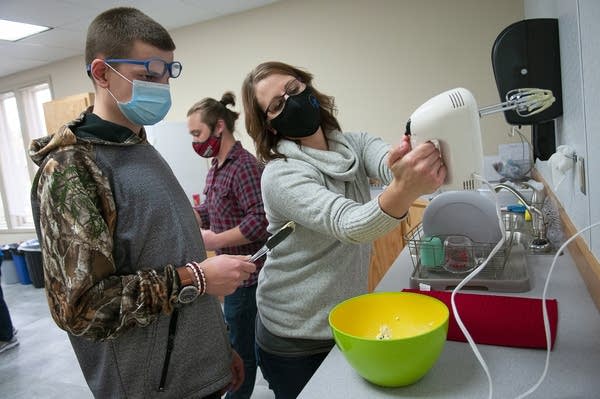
[367,199,427,291]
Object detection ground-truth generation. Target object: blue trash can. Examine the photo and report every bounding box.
[7,243,32,285]
[19,239,44,288]
[1,244,20,284]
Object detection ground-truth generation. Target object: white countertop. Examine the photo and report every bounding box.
[299,245,600,398]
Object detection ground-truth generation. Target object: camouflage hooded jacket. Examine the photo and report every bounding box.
[29,109,232,398]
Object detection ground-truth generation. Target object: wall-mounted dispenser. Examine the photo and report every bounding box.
[491,18,562,161]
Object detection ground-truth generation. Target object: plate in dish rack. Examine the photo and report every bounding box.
[421,191,503,243]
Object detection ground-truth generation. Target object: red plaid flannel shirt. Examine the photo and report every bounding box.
[196,142,269,287]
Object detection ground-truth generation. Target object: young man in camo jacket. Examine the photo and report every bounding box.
[30,7,256,399]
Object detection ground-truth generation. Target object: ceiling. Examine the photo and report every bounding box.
[0,0,279,78]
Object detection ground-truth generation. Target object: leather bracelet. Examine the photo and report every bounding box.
[177,266,195,287]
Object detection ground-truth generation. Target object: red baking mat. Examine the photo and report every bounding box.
[402,289,558,350]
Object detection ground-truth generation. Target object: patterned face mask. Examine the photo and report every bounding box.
[192,133,222,158]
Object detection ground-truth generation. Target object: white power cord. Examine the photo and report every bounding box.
[513,219,600,399]
[451,174,600,398]
[450,174,505,399]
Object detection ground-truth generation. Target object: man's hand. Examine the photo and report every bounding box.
[220,350,245,395]
[200,229,219,251]
[199,255,256,296]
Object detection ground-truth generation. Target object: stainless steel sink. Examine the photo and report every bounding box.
[502,212,555,255]
[506,231,528,247]
[495,183,552,253]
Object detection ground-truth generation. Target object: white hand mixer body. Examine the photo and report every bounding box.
[406,87,555,191]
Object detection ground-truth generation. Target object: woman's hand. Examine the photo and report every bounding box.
[387,135,412,168]
[389,140,446,196]
[379,139,446,218]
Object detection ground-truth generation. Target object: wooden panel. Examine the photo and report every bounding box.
[43,92,94,135]
[407,198,428,231]
[368,199,429,291]
[368,222,405,291]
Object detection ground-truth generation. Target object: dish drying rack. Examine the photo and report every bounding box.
[405,223,530,292]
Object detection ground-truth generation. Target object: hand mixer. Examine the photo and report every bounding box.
[405,87,555,191]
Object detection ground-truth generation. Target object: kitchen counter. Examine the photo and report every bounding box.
[299,245,600,398]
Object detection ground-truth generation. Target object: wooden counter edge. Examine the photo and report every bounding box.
[533,169,600,312]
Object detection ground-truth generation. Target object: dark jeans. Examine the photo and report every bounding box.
[224,284,257,399]
[0,271,15,341]
[256,345,329,399]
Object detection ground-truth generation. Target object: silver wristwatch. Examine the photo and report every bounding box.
[177,285,199,304]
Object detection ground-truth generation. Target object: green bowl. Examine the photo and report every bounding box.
[329,291,449,387]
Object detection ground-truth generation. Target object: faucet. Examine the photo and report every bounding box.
[518,181,546,208]
[494,183,551,253]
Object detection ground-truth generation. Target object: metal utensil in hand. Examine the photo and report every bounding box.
[249,221,296,262]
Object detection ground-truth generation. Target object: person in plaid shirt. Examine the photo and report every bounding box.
[188,92,269,399]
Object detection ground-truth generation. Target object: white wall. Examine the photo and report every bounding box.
[168,0,524,154]
[145,121,211,202]
[0,0,525,243]
[526,0,599,258]
[0,55,92,100]
[0,0,525,151]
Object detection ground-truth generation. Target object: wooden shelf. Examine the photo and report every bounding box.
[43,92,94,135]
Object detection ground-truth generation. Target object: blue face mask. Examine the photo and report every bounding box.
[105,64,172,126]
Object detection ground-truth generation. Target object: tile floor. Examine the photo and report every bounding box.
[0,281,274,399]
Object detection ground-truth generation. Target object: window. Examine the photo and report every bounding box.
[0,81,52,231]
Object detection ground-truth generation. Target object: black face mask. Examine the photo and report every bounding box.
[270,87,321,138]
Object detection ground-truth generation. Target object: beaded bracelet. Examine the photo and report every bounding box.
[185,262,201,290]
[192,261,207,296]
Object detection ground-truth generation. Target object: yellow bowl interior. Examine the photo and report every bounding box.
[330,292,448,341]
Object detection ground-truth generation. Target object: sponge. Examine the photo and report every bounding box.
[420,236,444,267]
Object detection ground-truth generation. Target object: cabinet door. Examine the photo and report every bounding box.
[367,199,428,291]
[43,92,94,135]
[368,222,405,291]
[406,198,428,231]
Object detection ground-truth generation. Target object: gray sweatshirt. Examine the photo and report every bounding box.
[257,130,402,340]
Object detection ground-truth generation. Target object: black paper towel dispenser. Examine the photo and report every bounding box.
[491,18,562,160]
[492,18,562,124]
